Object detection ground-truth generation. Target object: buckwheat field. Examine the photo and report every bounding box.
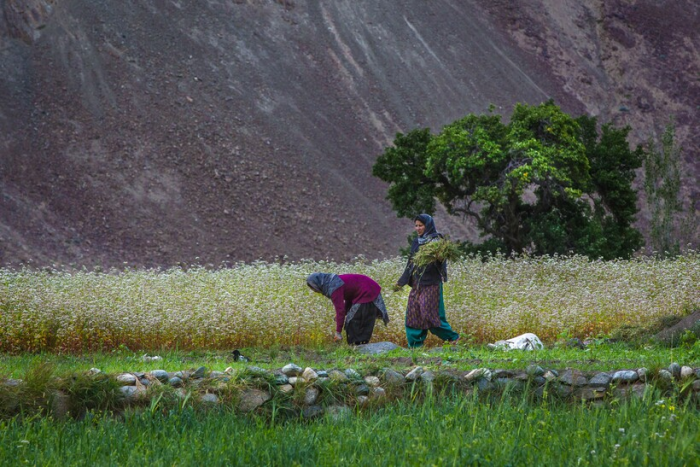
[2,253,698,352]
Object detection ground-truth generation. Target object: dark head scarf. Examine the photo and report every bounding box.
[306,273,345,298]
[415,214,440,244]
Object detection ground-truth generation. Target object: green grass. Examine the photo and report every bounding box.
[1,255,698,464]
[0,394,697,466]
[1,342,699,379]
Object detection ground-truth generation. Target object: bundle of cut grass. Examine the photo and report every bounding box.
[412,238,461,268]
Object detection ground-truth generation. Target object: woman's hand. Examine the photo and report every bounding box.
[333,332,343,342]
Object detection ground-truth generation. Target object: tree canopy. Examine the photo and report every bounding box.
[373,101,644,259]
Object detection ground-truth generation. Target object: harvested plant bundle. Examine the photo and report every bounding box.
[412,238,461,267]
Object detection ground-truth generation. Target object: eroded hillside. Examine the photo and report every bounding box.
[0,0,697,267]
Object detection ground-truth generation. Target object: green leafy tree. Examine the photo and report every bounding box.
[373,101,644,259]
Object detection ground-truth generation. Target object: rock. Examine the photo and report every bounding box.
[405,367,424,381]
[494,378,515,389]
[421,371,435,383]
[637,368,647,382]
[693,380,700,392]
[355,384,370,396]
[88,368,102,375]
[274,374,289,385]
[382,369,405,385]
[116,374,137,386]
[304,387,320,405]
[668,363,681,379]
[588,372,612,387]
[325,405,352,422]
[612,370,639,384]
[653,310,700,345]
[210,371,225,379]
[553,383,573,398]
[279,384,293,394]
[533,376,546,386]
[526,365,545,377]
[302,405,324,419]
[120,386,146,401]
[354,342,400,355]
[559,369,587,386]
[493,369,514,379]
[168,376,184,387]
[247,366,268,376]
[364,376,380,387]
[657,369,673,384]
[200,393,219,405]
[614,383,646,399]
[150,370,170,383]
[139,378,151,387]
[475,378,493,392]
[578,387,606,401]
[302,367,318,381]
[288,377,305,386]
[192,367,208,379]
[224,367,235,374]
[356,395,369,406]
[345,369,362,380]
[238,388,271,413]
[543,370,557,381]
[4,379,22,387]
[281,363,302,377]
[465,368,491,382]
[51,390,70,419]
[680,366,695,379]
[329,370,348,382]
[371,387,386,400]
[317,370,328,378]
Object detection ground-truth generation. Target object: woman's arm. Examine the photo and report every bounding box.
[330,289,346,334]
[396,240,418,287]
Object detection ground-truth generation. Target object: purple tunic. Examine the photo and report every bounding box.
[330,274,381,333]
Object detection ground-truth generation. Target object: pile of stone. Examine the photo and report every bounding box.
[104,361,700,419]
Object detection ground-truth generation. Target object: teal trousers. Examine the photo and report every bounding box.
[405,283,459,348]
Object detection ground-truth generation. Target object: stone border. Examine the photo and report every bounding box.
[4,362,699,419]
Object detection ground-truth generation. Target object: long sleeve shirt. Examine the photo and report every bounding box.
[397,238,447,287]
[329,274,381,333]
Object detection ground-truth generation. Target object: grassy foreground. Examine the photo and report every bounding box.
[0,395,697,466]
[1,253,698,352]
[1,343,699,379]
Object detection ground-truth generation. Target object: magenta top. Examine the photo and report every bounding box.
[330,274,381,333]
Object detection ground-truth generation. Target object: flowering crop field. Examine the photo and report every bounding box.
[1,254,698,352]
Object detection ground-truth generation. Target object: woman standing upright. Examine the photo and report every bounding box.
[395,214,460,348]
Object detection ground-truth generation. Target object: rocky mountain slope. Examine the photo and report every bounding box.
[0,0,697,267]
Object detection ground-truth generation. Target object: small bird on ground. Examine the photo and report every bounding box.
[232,349,250,362]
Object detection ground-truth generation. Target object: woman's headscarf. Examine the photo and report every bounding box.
[415,213,440,244]
[306,272,345,298]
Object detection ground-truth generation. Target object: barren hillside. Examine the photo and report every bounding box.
[0,0,697,267]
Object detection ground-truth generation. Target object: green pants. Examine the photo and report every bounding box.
[405,283,459,348]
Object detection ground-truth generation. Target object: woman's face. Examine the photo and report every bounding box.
[414,220,426,236]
